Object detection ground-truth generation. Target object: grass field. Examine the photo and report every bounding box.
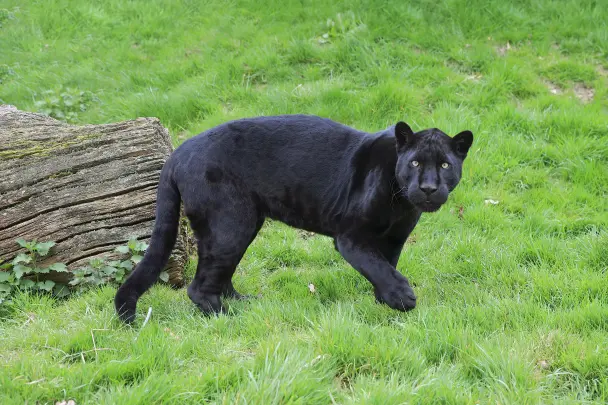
[1,0,607,403]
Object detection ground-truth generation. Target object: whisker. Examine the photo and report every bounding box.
[392,185,406,198]
[391,184,407,206]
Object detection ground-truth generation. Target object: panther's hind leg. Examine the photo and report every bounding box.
[186,189,263,315]
[221,280,249,300]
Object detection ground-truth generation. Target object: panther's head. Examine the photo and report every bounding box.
[393,122,473,213]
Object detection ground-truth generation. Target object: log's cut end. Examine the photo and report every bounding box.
[0,105,191,287]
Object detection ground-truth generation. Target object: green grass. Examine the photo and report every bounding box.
[1,0,607,403]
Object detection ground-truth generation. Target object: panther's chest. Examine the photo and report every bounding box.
[364,205,421,240]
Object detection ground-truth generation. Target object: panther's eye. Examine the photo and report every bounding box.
[441,162,450,169]
[411,161,420,167]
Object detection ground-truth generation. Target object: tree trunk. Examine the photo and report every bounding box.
[0,105,190,286]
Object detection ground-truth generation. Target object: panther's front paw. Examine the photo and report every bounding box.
[375,281,417,311]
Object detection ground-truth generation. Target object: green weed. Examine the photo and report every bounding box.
[0,238,168,305]
[33,87,98,123]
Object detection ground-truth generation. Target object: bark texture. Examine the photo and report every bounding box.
[0,105,189,286]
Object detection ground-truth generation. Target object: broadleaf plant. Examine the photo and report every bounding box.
[0,237,170,305]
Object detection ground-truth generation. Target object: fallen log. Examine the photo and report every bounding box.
[0,105,190,286]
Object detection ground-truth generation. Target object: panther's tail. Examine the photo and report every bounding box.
[114,162,181,323]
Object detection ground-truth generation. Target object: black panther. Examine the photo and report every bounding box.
[115,115,473,323]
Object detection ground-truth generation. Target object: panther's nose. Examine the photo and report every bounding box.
[419,184,438,195]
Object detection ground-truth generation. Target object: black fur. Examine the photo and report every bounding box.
[115,115,473,323]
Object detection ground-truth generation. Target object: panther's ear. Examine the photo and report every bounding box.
[452,130,473,157]
[395,122,415,148]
